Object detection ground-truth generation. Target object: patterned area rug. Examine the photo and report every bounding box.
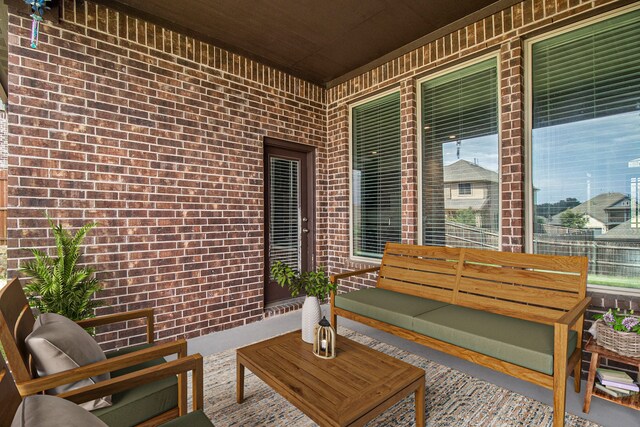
[200,328,600,427]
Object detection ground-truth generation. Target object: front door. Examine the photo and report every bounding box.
[264,139,315,305]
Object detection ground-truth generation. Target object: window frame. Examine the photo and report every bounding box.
[524,3,640,296]
[348,87,402,263]
[458,183,472,196]
[416,52,502,247]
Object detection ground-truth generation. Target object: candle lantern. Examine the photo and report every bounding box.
[313,316,336,359]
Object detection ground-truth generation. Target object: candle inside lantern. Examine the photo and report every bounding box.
[321,339,327,351]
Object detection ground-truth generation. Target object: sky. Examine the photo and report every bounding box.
[532,111,640,204]
[441,134,499,172]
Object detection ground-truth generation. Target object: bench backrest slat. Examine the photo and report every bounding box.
[455,292,569,324]
[460,262,584,293]
[380,278,458,302]
[377,243,588,324]
[457,275,580,311]
[378,243,462,304]
[381,265,458,290]
[462,249,586,275]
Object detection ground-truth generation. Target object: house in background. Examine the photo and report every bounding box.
[550,192,630,235]
[443,159,498,229]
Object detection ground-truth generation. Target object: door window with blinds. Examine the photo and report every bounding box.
[420,57,499,249]
[269,157,300,271]
[529,8,640,290]
[351,91,401,259]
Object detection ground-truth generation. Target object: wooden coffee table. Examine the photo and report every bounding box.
[236,330,425,427]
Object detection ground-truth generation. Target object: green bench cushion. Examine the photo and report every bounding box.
[412,305,578,375]
[91,344,178,427]
[334,288,449,330]
[159,410,214,427]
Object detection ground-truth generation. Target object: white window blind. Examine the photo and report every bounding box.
[530,9,640,290]
[421,58,499,249]
[352,92,401,259]
[269,157,300,271]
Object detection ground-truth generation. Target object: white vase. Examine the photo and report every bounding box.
[301,296,322,343]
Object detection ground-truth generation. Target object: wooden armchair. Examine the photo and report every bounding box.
[1,346,212,427]
[0,278,204,427]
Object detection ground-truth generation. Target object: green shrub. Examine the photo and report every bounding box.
[19,216,103,322]
[270,261,336,301]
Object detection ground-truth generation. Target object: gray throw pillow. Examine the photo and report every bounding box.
[26,313,112,410]
[11,395,108,427]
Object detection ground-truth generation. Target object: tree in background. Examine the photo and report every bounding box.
[449,208,477,226]
[560,209,588,229]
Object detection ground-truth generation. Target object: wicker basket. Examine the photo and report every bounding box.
[595,319,640,358]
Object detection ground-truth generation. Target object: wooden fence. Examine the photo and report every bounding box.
[534,236,640,278]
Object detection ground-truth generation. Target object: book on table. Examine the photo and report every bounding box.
[598,379,639,392]
[604,384,634,395]
[596,368,635,384]
[595,383,627,398]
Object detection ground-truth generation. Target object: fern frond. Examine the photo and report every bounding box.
[20,214,104,321]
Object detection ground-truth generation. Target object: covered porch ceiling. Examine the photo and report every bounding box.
[93,0,520,87]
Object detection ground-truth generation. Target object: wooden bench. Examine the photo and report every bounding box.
[330,243,591,427]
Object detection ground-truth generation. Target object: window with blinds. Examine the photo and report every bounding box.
[269,157,300,271]
[351,91,401,259]
[530,8,640,290]
[421,57,499,249]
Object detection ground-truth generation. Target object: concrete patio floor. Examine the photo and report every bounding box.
[187,307,638,427]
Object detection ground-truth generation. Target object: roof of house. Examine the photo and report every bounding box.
[595,219,640,241]
[550,192,627,225]
[444,160,498,184]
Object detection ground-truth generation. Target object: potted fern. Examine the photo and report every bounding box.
[19,216,103,322]
[270,261,336,343]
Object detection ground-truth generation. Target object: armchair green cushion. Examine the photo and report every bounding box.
[90,344,178,427]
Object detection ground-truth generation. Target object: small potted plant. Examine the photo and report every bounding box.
[19,215,103,323]
[591,308,640,358]
[270,261,336,343]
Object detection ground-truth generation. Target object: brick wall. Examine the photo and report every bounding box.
[6,0,638,378]
[0,110,7,169]
[7,0,326,349]
[324,0,638,378]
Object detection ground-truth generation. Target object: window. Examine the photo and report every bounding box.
[351,91,401,259]
[529,8,640,290]
[458,183,472,196]
[420,57,499,248]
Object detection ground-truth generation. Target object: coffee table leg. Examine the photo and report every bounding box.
[236,357,245,403]
[415,377,425,427]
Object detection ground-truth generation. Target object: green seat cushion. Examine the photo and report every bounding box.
[412,305,578,375]
[159,410,214,427]
[91,344,178,427]
[334,288,449,330]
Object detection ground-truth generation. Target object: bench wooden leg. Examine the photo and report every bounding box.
[573,354,581,393]
[553,325,568,427]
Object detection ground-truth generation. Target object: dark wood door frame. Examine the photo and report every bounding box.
[264,137,316,305]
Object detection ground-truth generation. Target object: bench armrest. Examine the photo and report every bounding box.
[59,354,204,412]
[76,308,155,343]
[557,296,592,328]
[17,339,188,397]
[330,266,380,284]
